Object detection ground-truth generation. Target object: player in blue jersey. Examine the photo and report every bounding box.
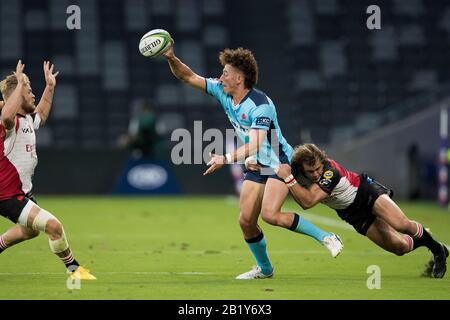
[163,44,343,279]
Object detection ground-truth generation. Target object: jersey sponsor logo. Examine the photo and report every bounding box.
[22,127,33,134]
[255,117,271,127]
[323,170,333,179]
[319,179,331,187]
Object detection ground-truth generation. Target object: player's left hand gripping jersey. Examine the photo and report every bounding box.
[205,78,293,168]
[0,113,40,197]
[296,159,361,210]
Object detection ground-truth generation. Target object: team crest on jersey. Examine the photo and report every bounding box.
[241,113,247,120]
[323,170,333,179]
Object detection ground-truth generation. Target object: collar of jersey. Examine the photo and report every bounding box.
[232,88,253,110]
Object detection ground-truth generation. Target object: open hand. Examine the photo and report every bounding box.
[203,153,226,176]
[43,61,59,88]
[14,60,25,85]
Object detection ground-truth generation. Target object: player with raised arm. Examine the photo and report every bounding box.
[272,143,448,278]
[162,42,343,279]
[0,60,96,280]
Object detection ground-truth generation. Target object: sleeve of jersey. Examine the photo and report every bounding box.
[250,104,273,131]
[5,119,16,138]
[205,78,227,105]
[30,113,41,130]
[317,168,340,194]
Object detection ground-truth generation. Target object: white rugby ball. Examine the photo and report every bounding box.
[139,29,172,57]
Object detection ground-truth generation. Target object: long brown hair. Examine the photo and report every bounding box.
[291,143,327,173]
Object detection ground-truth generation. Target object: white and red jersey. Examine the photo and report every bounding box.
[0,113,40,200]
[298,159,360,210]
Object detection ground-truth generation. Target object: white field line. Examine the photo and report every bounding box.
[8,249,393,256]
[0,271,213,276]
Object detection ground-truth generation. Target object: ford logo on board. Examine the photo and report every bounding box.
[127,164,168,190]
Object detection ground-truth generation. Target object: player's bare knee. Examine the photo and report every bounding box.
[260,209,279,226]
[261,215,277,226]
[261,211,278,226]
[396,218,414,234]
[392,242,407,256]
[45,219,63,239]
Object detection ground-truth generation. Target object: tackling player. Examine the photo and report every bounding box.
[162,43,343,279]
[271,143,448,278]
[0,60,95,280]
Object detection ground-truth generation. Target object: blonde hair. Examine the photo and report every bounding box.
[0,73,18,101]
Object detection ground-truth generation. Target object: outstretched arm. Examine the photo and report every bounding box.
[35,61,59,125]
[227,129,266,163]
[1,60,25,130]
[162,42,206,91]
[203,129,266,176]
[275,164,328,209]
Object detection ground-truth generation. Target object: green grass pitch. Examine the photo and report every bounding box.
[0,196,449,300]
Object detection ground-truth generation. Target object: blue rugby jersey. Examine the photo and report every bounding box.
[205,78,293,168]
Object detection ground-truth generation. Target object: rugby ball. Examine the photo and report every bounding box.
[139,29,172,57]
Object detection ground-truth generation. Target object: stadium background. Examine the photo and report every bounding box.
[1,0,448,199]
[1,0,449,301]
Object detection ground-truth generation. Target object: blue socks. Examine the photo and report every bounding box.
[245,233,273,275]
[244,215,330,275]
[290,213,331,243]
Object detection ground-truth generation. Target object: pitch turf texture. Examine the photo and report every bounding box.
[0,196,449,300]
